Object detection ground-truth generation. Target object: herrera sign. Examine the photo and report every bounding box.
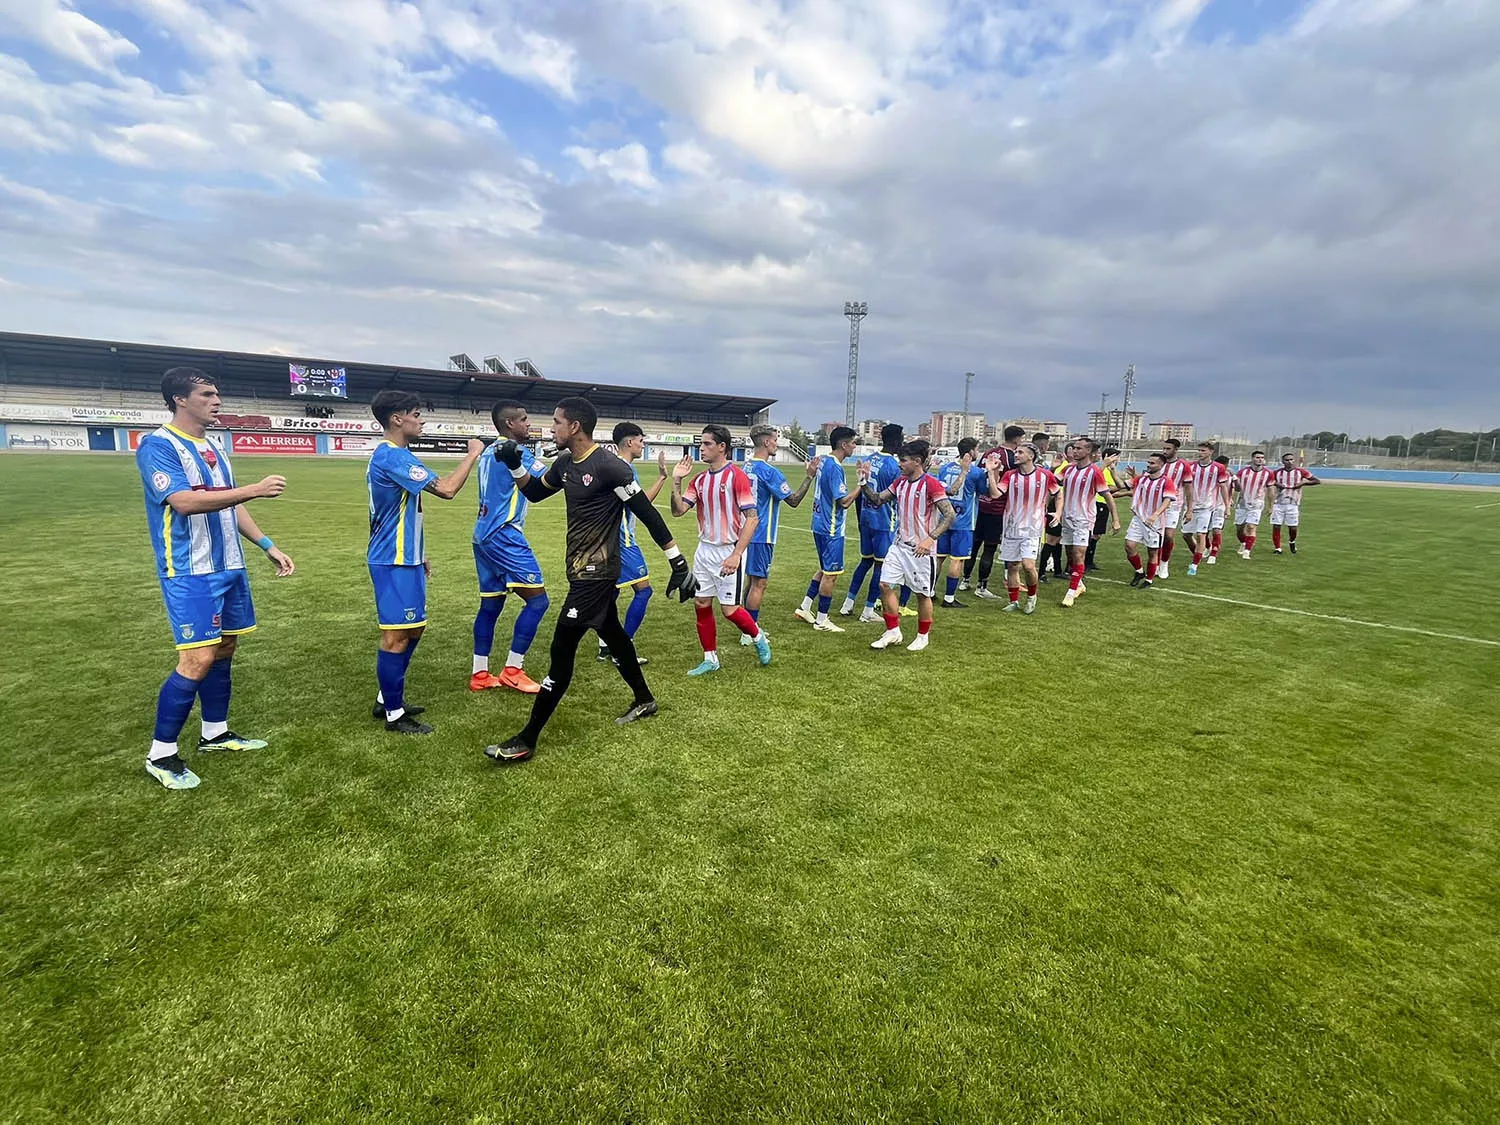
[229,432,317,454]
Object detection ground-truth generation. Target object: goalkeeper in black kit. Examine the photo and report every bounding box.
[483,397,696,764]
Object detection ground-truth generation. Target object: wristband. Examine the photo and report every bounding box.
[509,465,528,480]
[256,536,274,551]
[664,545,682,562]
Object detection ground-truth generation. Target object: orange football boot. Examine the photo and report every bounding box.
[498,666,542,694]
[469,670,505,691]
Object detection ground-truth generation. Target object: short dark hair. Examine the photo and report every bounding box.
[1214,454,1229,465]
[1103,446,1120,457]
[1147,451,1166,464]
[830,425,856,447]
[372,389,421,428]
[702,424,732,450]
[880,422,904,450]
[555,396,597,435]
[1032,433,1049,444]
[1003,425,1026,442]
[161,367,215,410]
[1252,449,1266,457]
[900,439,931,462]
[491,399,526,431]
[1079,437,1099,454]
[612,421,644,445]
[1198,440,1216,453]
[956,437,979,456]
[1163,437,1182,449]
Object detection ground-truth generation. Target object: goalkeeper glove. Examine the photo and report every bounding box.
[665,552,697,603]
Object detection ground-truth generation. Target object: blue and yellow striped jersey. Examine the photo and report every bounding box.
[812,455,849,538]
[137,424,246,579]
[858,452,900,533]
[474,445,547,545]
[744,458,793,545]
[367,441,437,566]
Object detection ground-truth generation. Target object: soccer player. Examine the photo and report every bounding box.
[136,367,296,790]
[840,423,903,618]
[969,425,1025,597]
[796,425,859,632]
[1156,437,1194,580]
[1086,445,1130,572]
[1270,453,1322,553]
[596,422,669,666]
[368,390,485,735]
[935,438,1000,608]
[1124,452,1179,588]
[483,397,695,764]
[742,423,815,639]
[470,400,550,695]
[1057,439,1120,607]
[670,425,772,675]
[1035,433,1067,581]
[1181,441,1230,576]
[861,440,957,651]
[1233,450,1274,558]
[995,442,1059,614]
[1208,454,1232,563]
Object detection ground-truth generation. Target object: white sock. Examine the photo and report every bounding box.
[505,650,524,670]
[385,707,406,722]
[202,720,228,741]
[816,612,830,624]
[943,595,955,603]
[840,598,855,612]
[704,650,719,663]
[376,690,384,704]
[472,655,488,674]
[799,596,813,613]
[148,740,178,762]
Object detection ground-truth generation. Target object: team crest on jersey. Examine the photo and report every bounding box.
[526,573,539,583]
[152,471,171,492]
[408,465,428,482]
[180,625,194,640]
[582,474,594,486]
[202,448,218,468]
[404,609,416,621]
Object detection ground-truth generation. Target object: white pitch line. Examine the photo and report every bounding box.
[1474,501,1500,509]
[1091,578,1500,648]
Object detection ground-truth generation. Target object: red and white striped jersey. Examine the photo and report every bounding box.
[1273,466,1315,506]
[1161,457,1189,504]
[1236,466,1273,504]
[1190,460,1229,509]
[684,463,756,545]
[999,468,1059,538]
[1059,462,1107,520]
[1131,473,1179,527]
[892,473,949,545]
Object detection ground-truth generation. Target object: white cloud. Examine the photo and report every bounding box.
[0,0,139,73]
[565,142,657,189]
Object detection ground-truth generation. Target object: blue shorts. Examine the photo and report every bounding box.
[937,529,974,561]
[745,542,775,579]
[370,563,427,629]
[473,533,544,596]
[859,525,895,560]
[617,543,650,587]
[813,533,845,575]
[161,570,256,650]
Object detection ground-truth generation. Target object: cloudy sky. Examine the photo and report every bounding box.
[1,0,1495,439]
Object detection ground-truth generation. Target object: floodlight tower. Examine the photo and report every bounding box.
[843,301,868,428]
[1122,364,1137,445]
[963,371,976,418]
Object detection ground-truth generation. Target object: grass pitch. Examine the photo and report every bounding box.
[1,453,1498,1123]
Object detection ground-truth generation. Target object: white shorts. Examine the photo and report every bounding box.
[1271,501,1300,527]
[692,542,746,606]
[1163,502,1181,530]
[1182,505,1213,534]
[1235,502,1264,526]
[1125,517,1163,550]
[880,541,939,599]
[1210,508,1227,531]
[1001,535,1041,563]
[1061,514,1093,547]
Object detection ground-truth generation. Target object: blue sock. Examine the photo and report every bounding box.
[946,577,959,599]
[899,586,911,608]
[805,578,821,601]
[624,586,653,637]
[473,597,504,657]
[197,659,231,724]
[747,606,759,624]
[402,633,421,673]
[512,592,549,656]
[864,561,885,607]
[154,670,202,744]
[377,649,405,715]
[818,595,832,616]
[847,558,872,601]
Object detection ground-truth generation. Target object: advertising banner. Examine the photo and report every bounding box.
[230,432,317,455]
[0,404,171,425]
[6,424,91,451]
[330,436,381,456]
[409,436,484,454]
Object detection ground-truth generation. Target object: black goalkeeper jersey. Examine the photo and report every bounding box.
[542,445,641,584]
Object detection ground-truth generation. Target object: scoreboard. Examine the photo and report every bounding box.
[289,362,348,398]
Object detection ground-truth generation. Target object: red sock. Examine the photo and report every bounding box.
[1211,531,1222,557]
[918,619,931,635]
[883,613,900,631]
[1192,551,1203,565]
[1127,552,1142,572]
[1008,586,1020,603]
[1272,527,1282,549]
[695,603,717,653]
[1027,583,1038,597]
[1246,534,1256,552]
[1146,557,1158,579]
[725,606,758,636]
[1069,564,1084,591]
[1162,536,1176,562]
